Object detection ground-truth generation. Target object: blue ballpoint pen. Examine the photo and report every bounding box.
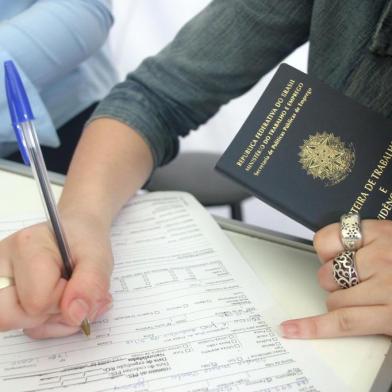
[4,60,90,336]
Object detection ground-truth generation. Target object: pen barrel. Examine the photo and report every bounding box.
[20,121,73,279]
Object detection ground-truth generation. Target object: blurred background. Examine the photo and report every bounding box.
[110,0,313,240]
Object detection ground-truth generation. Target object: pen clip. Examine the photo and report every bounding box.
[4,60,35,166]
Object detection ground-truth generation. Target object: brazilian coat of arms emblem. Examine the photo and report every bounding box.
[298,132,355,186]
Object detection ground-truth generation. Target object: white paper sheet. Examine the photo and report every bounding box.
[0,192,345,391]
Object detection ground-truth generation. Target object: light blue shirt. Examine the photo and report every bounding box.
[0,0,118,155]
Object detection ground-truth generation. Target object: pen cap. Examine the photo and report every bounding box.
[4,60,34,124]
[4,60,34,165]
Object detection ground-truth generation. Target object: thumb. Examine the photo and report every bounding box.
[60,240,113,327]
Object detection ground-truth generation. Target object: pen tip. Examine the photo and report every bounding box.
[81,319,91,336]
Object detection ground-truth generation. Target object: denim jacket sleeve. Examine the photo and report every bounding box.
[91,0,313,168]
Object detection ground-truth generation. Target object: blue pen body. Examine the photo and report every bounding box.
[4,60,73,279]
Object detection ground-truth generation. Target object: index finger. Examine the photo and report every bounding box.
[280,304,392,339]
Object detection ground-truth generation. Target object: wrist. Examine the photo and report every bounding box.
[58,205,112,235]
[57,118,153,229]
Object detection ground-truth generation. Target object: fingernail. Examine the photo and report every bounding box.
[68,299,89,326]
[280,322,300,338]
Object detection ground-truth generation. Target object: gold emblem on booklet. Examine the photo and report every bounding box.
[299,132,355,186]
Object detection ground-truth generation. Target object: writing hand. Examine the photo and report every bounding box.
[0,213,113,338]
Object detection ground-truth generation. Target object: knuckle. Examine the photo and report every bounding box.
[326,294,339,311]
[372,246,391,263]
[11,224,57,257]
[306,318,320,338]
[22,295,50,316]
[378,274,392,290]
[386,274,392,289]
[317,263,338,292]
[313,223,338,248]
[335,309,354,333]
[376,219,392,236]
[12,227,35,247]
[313,230,324,254]
[317,265,330,287]
[386,304,392,317]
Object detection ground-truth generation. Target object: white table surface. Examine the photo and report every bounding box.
[0,166,390,392]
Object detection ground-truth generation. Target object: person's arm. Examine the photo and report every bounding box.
[50,120,153,336]
[59,120,153,230]
[0,121,152,339]
[0,0,113,148]
[0,0,314,338]
[51,0,392,341]
[91,0,313,168]
[52,0,314,336]
[0,0,113,89]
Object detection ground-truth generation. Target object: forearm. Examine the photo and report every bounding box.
[92,0,313,168]
[58,118,153,229]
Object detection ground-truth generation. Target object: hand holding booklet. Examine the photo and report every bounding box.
[0,192,346,391]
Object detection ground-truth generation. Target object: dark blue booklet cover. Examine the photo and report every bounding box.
[216,64,392,231]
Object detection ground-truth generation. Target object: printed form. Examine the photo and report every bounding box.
[0,192,345,391]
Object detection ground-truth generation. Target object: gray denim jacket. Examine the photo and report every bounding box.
[91,0,392,168]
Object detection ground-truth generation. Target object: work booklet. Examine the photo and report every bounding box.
[0,192,345,391]
[216,64,392,231]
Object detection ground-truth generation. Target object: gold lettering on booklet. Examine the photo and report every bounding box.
[235,79,313,176]
[349,141,392,217]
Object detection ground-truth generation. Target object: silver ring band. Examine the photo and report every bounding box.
[0,276,15,291]
[340,213,362,251]
[333,251,360,289]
